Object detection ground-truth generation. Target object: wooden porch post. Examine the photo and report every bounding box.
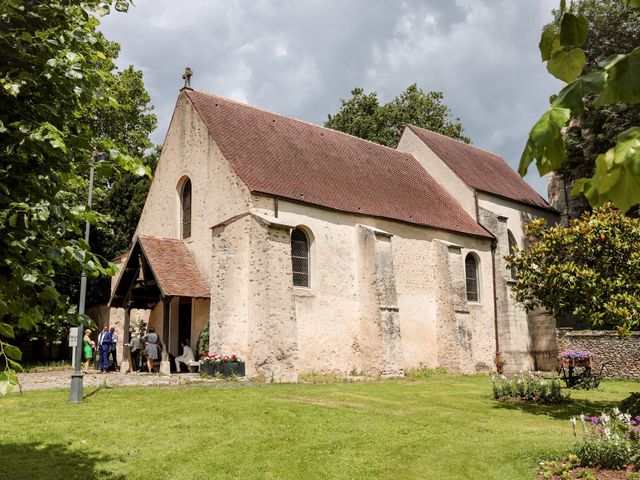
[160,296,172,375]
[121,307,131,373]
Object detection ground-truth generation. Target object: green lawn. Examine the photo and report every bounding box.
[0,374,638,480]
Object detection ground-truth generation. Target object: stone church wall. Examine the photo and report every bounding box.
[133,91,252,280]
[251,196,496,376]
[477,194,558,373]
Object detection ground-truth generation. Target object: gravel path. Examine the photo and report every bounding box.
[16,369,238,392]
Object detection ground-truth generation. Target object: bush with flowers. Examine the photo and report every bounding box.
[201,353,242,365]
[492,372,567,403]
[570,408,640,470]
[200,353,245,378]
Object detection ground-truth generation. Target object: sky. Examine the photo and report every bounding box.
[99,0,562,197]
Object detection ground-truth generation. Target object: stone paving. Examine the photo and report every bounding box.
[16,369,240,392]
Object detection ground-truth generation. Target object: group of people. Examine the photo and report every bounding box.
[81,325,118,373]
[81,325,194,374]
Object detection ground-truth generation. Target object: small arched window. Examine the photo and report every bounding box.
[291,228,309,287]
[508,230,518,280]
[465,253,479,302]
[180,178,192,239]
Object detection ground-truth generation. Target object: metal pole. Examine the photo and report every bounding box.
[69,154,99,403]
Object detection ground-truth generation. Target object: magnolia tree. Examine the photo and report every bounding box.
[506,204,640,336]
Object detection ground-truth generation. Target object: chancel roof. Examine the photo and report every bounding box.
[406,125,554,212]
[186,89,491,239]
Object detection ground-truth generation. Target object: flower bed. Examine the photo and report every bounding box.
[492,373,567,403]
[539,408,640,478]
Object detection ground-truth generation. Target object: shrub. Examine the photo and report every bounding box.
[572,439,630,470]
[570,408,640,469]
[492,373,567,403]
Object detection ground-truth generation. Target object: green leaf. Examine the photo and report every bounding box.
[0,323,15,339]
[580,130,640,213]
[547,48,587,83]
[0,120,7,133]
[95,4,110,16]
[595,48,640,106]
[559,13,588,47]
[22,272,37,284]
[603,165,640,213]
[7,359,23,372]
[553,71,605,114]
[115,1,130,12]
[4,344,22,361]
[530,107,571,149]
[612,127,640,167]
[539,28,561,62]
[623,0,640,7]
[66,68,83,80]
[520,107,570,177]
[3,82,21,96]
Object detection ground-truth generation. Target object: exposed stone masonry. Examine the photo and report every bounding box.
[556,328,640,379]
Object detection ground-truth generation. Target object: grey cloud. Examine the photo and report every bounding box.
[100,0,562,197]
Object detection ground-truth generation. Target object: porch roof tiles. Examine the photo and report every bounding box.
[138,236,210,299]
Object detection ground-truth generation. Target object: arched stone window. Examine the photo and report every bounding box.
[291,227,310,287]
[180,178,192,239]
[465,253,480,302]
[508,230,518,280]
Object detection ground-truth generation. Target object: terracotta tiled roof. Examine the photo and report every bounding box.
[138,236,210,298]
[407,125,555,212]
[186,90,491,239]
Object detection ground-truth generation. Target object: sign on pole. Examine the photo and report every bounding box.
[69,327,79,347]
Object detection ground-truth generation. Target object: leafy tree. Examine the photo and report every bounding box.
[506,204,640,335]
[555,1,640,219]
[520,0,640,213]
[325,84,469,148]
[18,55,158,346]
[0,0,147,394]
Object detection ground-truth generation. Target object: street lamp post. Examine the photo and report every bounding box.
[69,152,103,403]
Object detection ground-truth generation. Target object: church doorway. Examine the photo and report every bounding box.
[178,299,192,348]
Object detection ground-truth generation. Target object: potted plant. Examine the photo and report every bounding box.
[200,353,245,377]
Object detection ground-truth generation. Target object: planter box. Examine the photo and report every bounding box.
[559,357,592,368]
[200,361,245,378]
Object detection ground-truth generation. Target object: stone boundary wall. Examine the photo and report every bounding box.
[556,328,640,380]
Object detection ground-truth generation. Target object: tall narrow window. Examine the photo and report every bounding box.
[508,231,518,280]
[465,253,479,302]
[291,228,309,287]
[181,178,192,239]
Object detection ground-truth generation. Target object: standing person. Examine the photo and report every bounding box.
[97,325,112,373]
[109,327,118,371]
[82,328,95,373]
[174,340,195,373]
[142,327,160,373]
[127,330,142,372]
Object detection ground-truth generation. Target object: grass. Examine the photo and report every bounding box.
[0,374,638,480]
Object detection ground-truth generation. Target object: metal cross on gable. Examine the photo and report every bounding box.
[182,67,193,89]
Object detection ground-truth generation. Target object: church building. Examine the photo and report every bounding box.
[108,85,558,380]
